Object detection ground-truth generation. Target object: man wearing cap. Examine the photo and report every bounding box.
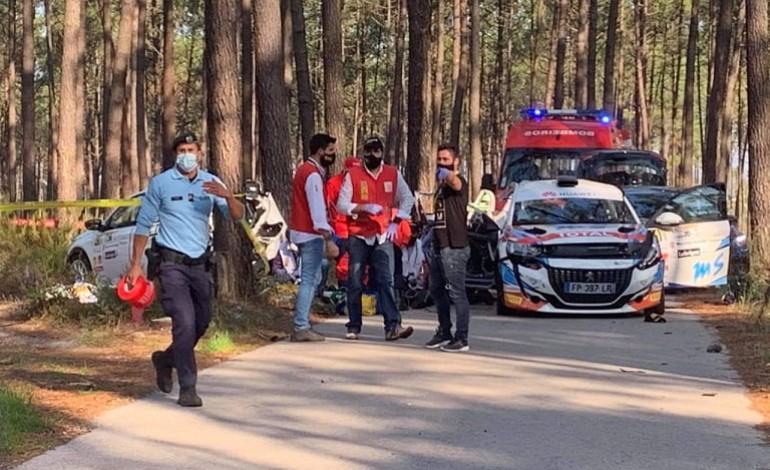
[127,131,245,407]
[289,133,338,342]
[337,136,415,341]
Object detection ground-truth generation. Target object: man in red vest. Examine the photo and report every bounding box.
[326,157,361,286]
[337,136,415,341]
[289,133,337,342]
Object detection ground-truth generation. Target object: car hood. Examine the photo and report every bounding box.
[502,223,648,246]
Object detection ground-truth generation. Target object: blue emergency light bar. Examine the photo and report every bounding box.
[519,108,613,124]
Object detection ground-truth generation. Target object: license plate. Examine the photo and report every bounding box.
[564,282,616,294]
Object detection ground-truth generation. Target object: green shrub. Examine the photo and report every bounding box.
[201,330,235,353]
[0,224,73,297]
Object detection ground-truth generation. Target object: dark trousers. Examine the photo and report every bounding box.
[157,260,213,388]
[427,246,471,341]
[347,236,401,332]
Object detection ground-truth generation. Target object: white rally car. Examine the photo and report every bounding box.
[496,176,665,315]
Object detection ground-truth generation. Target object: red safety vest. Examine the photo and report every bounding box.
[290,160,326,234]
[348,165,398,238]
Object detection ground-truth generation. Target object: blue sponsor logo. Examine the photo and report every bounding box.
[693,253,725,283]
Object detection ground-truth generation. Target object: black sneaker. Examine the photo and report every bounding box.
[345,328,360,340]
[425,330,453,349]
[440,339,470,353]
[385,325,414,341]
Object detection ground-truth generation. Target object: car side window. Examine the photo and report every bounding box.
[663,186,725,223]
[104,199,143,230]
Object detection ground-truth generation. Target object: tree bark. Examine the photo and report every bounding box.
[719,0,745,186]
[586,0,598,109]
[161,0,176,170]
[44,0,58,200]
[21,0,36,201]
[406,0,433,192]
[703,0,735,184]
[680,0,698,186]
[574,0,589,109]
[746,0,770,274]
[633,0,650,148]
[6,0,18,202]
[290,0,315,157]
[431,0,445,154]
[449,0,468,148]
[57,0,84,204]
[468,0,482,196]
[241,0,255,179]
[255,0,293,212]
[102,0,137,199]
[554,0,568,108]
[545,0,562,108]
[322,0,345,163]
[136,0,149,189]
[602,0,620,114]
[205,0,252,299]
[386,0,406,166]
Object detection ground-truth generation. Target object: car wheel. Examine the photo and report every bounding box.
[495,268,519,316]
[68,251,92,281]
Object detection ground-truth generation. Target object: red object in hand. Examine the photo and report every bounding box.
[116,276,156,309]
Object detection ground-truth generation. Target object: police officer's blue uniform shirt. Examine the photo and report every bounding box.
[135,168,232,258]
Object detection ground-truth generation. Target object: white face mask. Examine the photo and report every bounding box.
[176,153,198,173]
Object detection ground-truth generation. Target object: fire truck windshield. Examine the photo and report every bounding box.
[497,149,583,188]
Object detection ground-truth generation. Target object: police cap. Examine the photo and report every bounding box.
[172,131,199,151]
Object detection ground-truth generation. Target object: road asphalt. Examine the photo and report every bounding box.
[14,302,770,470]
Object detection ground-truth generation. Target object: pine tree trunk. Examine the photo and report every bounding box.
[57,0,84,204]
[241,0,254,179]
[386,0,406,166]
[468,0,482,196]
[668,0,686,185]
[703,0,735,184]
[21,0,36,201]
[136,0,149,189]
[290,0,315,157]
[633,0,650,148]
[44,0,58,200]
[587,0,598,109]
[6,0,18,202]
[746,0,770,276]
[493,0,505,148]
[406,0,433,192]
[322,0,346,162]
[102,0,137,199]
[431,0,445,154]
[602,0,620,113]
[161,0,176,170]
[545,0,561,108]
[449,0,468,148]
[76,1,87,198]
[554,0,567,108]
[574,0,589,109]
[205,0,251,300]
[680,0,698,186]
[255,0,293,212]
[719,1,745,187]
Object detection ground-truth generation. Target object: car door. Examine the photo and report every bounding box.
[647,184,730,288]
[99,198,145,284]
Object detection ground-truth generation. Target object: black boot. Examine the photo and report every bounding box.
[151,351,173,394]
[177,386,203,407]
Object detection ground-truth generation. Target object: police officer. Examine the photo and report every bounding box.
[127,132,245,407]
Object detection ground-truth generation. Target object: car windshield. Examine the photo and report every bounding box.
[498,150,583,187]
[625,189,681,221]
[580,155,667,187]
[513,197,636,225]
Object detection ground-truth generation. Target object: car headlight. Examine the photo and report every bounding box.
[507,242,542,258]
[637,239,661,270]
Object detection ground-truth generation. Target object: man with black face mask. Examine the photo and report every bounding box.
[425,144,471,352]
[337,136,415,341]
[289,133,337,342]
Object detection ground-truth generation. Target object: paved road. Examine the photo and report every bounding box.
[15,303,770,470]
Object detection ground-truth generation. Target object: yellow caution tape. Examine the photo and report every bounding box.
[0,199,140,212]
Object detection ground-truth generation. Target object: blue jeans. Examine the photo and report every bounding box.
[294,237,325,330]
[347,236,401,332]
[427,246,471,341]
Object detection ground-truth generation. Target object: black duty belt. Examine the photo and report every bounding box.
[157,246,209,266]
